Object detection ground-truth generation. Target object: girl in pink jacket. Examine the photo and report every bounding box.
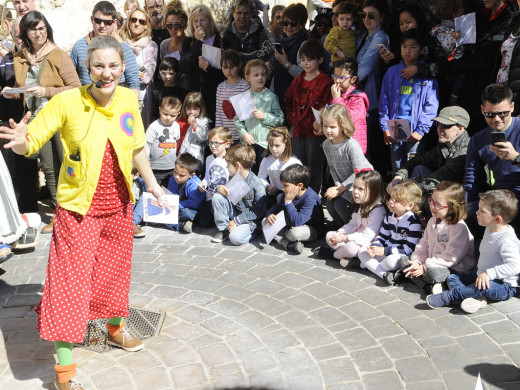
[392,182,475,293]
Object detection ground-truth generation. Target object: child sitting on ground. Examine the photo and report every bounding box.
[145,96,182,184]
[356,181,423,277]
[198,127,233,227]
[264,164,324,254]
[393,182,475,293]
[314,170,386,263]
[211,145,266,245]
[133,153,205,234]
[427,189,520,314]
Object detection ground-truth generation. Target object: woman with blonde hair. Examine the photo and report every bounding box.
[122,7,158,127]
[179,3,225,121]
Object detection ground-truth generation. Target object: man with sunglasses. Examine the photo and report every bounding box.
[465,83,520,236]
[388,106,471,195]
[70,1,139,98]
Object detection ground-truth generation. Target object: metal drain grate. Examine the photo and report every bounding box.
[75,307,165,352]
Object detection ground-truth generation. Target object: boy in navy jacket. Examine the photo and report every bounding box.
[264,164,324,254]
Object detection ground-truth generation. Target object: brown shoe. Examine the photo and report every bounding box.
[133,224,146,238]
[54,377,84,390]
[41,218,54,234]
[107,327,143,352]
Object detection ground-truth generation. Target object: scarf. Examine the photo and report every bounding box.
[126,36,152,56]
[21,40,57,66]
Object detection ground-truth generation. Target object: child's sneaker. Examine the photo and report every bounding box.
[0,244,13,264]
[426,291,451,309]
[12,227,39,250]
[287,241,303,254]
[430,283,444,295]
[340,257,360,268]
[211,230,229,243]
[312,246,335,259]
[54,377,84,390]
[107,327,144,352]
[460,297,487,314]
[180,221,193,233]
[133,224,146,238]
[383,272,395,286]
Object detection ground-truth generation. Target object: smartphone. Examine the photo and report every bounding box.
[377,43,389,54]
[490,131,506,145]
[275,43,283,54]
[139,65,147,73]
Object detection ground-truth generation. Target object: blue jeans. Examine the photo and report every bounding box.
[133,196,197,231]
[410,165,432,178]
[212,193,254,246]
[445,273,517,303]
[390,140,421,173]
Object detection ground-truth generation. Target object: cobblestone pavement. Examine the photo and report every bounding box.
[1,220,520,390]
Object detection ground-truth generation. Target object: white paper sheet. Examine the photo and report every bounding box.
[312,107,321,125]
[263,211,286,244]
[386,119,411,141]
[229,90,256,121]
[1,84,37,95]
[201,44,221,69]
[225,174,251,205]
[143,192,179,224]
[455,13,476,46]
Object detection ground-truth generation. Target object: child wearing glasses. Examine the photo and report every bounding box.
[378,28,439,172]
[324,2,357,63]
[427,189,520,314]
[215,49,250,142]
[145,96,182,184]
[327,58,369,154]
[284,39,333,193]
[391,182,475,294]
[356,181,423,279]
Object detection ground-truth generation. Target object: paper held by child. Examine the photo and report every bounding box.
[263,211,286,244]
[229,91,257,121]
[387,119,411,141]
[143,192,179,224]
[202,44,222,69]
[225,173,251,205]
[312,107,321,125]
[455,12,476,46]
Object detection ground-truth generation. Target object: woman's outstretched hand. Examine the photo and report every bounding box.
[0,111,31,155]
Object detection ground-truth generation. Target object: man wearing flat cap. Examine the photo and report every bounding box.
[387,106,470,194]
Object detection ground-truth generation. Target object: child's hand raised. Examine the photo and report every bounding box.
[476,272,490,290]
[252,110,264,119]
[243,133,255,145]
[188,115,197,127]
[284,186,299,202]
[331,83,342,99]
[215,185,229,196]
[267,213,277,225]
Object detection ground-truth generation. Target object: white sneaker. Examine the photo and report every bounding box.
[431,283,444,295]
[460,298,487,314]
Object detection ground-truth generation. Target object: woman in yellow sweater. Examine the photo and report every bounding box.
[0,35,163,390]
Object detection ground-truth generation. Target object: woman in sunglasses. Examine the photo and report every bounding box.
[179,4,225,122]
[159,4,187,62]
[2,10,81,234]
[122,8,158,128]
[272,3,308,112]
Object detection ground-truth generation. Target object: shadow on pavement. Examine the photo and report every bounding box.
[0,277,54,385]
[465,363,520,389]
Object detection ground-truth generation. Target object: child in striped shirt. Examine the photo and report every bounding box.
[215,49,250,142]
[355,181,424,279]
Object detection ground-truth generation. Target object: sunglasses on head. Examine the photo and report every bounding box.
[130,17,147,26]
[482,110,510,119]
[359,12,377,20]
[282,20,298,27]
[93,16,115,26]
[165,22,184,30]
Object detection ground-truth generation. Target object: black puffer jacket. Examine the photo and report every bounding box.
[221,19,273,63]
